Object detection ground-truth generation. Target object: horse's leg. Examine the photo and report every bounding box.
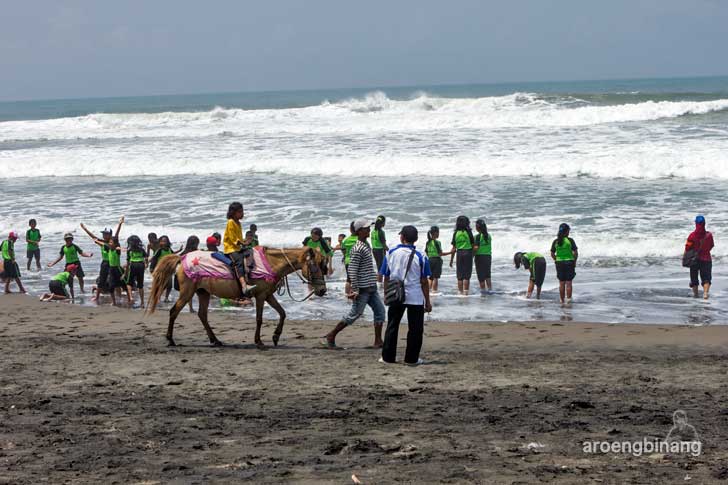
[196,290,222,346]
[265,294,286,346]
[167,280,196,346]
[254,293,266,350]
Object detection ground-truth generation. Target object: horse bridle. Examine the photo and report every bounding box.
[279,248,326,301]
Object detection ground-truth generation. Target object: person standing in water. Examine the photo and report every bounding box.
[685,215,714,299]
[80,216,124,301]
[124,235,148,307]
[550,223,578,304]
[371,215,388,283]
[48,233,93,294]
[25,219,42,271]
[425,226,451,294]
[514,251,547,299]
[1,232,26,294]
[474,218,493,294]
[449,216,475,295]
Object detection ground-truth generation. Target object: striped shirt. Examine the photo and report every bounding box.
[348,240,378,290]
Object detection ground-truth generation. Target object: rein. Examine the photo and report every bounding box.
[276,248,325,302]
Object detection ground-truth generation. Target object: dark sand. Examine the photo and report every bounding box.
[1,294,728,484]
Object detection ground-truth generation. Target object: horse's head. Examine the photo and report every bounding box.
[299,248,327,296]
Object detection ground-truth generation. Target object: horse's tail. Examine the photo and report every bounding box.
[146,255,181,314]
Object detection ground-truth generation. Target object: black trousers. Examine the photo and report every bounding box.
[382,303,425,364]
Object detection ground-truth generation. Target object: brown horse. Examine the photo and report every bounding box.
[147,247,327,348]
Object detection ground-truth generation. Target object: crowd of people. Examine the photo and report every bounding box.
[0,208,716,364]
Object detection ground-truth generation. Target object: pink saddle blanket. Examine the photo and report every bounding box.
[181,251,234,282]
[249,247,277,283]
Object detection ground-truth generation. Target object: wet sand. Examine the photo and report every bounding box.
[1,294,728,484]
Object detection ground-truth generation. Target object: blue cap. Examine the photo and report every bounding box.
[695,215,705,224]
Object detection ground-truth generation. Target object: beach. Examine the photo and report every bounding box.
[2,294,728,484]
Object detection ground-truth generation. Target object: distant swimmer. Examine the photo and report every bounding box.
[449,216,475,295]
[551,223,578,304]
[514,251,546,299]
[474,218,493,295]
[684,215,714,299]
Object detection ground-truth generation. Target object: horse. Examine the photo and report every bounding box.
[147,247,328,348]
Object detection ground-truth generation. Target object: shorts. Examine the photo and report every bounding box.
[66,261,84,278]
[429,257,443,279]
[108,266,123,289]
[690,260,712,287]
[530,257,547,288]
[341,286,385,326]
[555,260,576,282]
[456,249,473,281]
[373,248,385,274]
[27,249,40,261]
[475,254,492,281]
[126,261,145,289]
[49,280,68,297]
[2,259,19,279]
[97,260,110,291]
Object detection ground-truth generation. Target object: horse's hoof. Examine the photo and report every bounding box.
[256,343,268,351]
[166,338,176,347]
[272,334,280,346]
[211,340,224,347]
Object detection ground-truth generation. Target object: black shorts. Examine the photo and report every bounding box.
[555,260,576,282]
[690,260,712,287]
[27,249,40,261]
[97,261,110,290]
[49,280,67,297]
[475,254,492,281]
[429,257,443,279]
[126,262,145,289]
[2,259,19,279]
[66,261,84,278]
[531,257,547,287]
[456,249,473,281]
[108,266,123,289]
[373,248,385,274]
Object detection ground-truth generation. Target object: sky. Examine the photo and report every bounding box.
[2,0,728,101]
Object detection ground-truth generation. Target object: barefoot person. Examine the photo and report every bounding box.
[449,216,475,295]
[685,215,714,299]
[40,264,79,302]
[514,251,547,299]
[25,219,42,271]
[80,216,124,302]
[550,223,578,304]
[425,226,451,293]
[124,235,148,307]
[380,225,432,365]
[372,216,389,283]
[1,232,26,294]
[48,233,93,294]
[322,218,385,349]
[474,218,493,294]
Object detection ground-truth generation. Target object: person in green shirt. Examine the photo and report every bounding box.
[2,232,26,294]
[425,226,452,293]
[474,219,493,294]
[249,224,260,247]
[335,222,359,296]
[550,223,579,304]
[449,216,475,295]
[106,236,129,306]
[25,219,42,271]
[303,228,333,257]
[48,233,93,294]
[371,216,388,282]
[40,264,79,302]
[81,216,124,302]
[124,234,149,307]
[514,251,547,299]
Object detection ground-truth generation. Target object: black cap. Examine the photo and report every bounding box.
[399,225,418,243]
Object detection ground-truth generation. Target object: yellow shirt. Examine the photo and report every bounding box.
[223,219,243,254]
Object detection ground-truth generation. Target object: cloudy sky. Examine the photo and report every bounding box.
[2,0,727,101]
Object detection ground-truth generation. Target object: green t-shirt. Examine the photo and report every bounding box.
[1,240,13,260]
[426,239,442,258]
[452,230,473,250]
[108,248,121,268]
[60,244,82,264]
[306,239,333,256]
[341,235,358,264]
[524,252,543,279]
[100,244,110,262]
[128,249,146,263]
[371,228,386,250]
[551,237,577,262]
[52,271,71,286]
[475,233,492,256]
[26,229,41,251]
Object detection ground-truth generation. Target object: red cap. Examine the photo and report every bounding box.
[8,231,17,240]
[206,236,218,245]
[66,264,79,274]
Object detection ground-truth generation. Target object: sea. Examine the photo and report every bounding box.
[1,76,727,325]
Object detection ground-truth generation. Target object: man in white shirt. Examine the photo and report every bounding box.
[380,225,432,365]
